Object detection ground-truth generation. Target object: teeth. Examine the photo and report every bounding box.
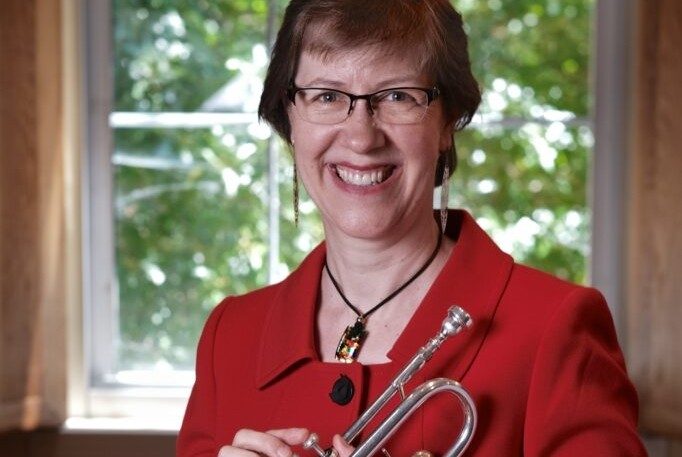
[336,166,390,186]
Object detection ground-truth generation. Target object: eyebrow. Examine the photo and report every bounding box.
[297,75,426,89]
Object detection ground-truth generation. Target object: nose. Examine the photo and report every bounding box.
[340,100,385,154]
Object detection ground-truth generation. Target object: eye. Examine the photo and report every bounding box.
[312,91,343,104]
[388,91,408,102]
[376,90,418,104]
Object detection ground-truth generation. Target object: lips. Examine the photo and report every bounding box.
[333,164,395,186]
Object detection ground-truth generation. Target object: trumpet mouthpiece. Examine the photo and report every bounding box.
[441,306,473,337]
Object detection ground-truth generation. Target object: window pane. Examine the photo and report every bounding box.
[108,0,288,376]
[454,122,592,283]
[278,150,324,278]
[101,0,594,384]
[459,0,592,117]
[113,0,270,112]
[114,126,269,371]
[454,0,593,283]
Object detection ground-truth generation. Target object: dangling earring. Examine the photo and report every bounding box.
[440,152,450,234]
[293,160,300,226]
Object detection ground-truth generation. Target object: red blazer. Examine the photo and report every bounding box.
[177,210,645,456]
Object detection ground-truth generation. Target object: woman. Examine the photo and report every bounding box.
[178,1,646,456]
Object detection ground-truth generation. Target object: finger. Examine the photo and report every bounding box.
[232,428,294,457]
[267,427,310,446]
[331,434,355,457]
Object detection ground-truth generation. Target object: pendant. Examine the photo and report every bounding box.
[335,317,367,363]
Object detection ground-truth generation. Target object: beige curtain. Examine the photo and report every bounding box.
[0,0,69,431]
[627,0,682,440]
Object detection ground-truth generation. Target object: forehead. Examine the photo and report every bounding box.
[294,47,428,88]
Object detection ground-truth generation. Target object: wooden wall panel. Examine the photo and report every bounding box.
[627,0,682,439]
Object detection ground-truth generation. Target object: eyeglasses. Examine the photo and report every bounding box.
[287,85,440,125]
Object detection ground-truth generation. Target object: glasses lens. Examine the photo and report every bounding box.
[372,88,430,124]
[294,89,350,124]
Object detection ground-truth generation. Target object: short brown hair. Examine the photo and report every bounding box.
[258,0,481,184]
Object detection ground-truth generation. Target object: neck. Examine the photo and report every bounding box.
[323,214,446,311]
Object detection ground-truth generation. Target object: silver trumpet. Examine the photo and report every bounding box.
[304,306,477,457]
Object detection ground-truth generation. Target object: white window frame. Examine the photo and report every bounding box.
[590,0,636,338]
[75,0,284,426]
[72,0,636,428]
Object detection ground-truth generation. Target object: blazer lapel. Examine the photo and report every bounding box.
[255,210,514,387]
[255,243,326,389]
[387,210,514,381]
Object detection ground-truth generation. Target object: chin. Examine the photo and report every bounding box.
[323,210,396,241]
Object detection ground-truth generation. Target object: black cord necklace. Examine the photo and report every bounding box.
[325,232,443,363]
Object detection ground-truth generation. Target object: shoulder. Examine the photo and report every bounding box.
[218,282,282,316]
[204,280,285,339]
[509,261,587,297]
[505,262,609,323]
[201,241,327,335]
[513,270,642,454]
[450,209,614,342]
[489,261,620,364]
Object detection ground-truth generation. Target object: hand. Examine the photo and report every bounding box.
[218,427,309,457]
[331,434,355,457]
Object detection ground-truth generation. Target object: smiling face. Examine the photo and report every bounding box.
[289,47,453,242]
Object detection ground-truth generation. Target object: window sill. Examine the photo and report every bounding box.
[67,386,190,433]
[64,416,181,434]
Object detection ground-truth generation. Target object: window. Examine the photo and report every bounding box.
[453,0,594,284]
[83,0,314,423]
[80,0,597,423]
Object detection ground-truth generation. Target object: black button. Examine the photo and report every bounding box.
[329,374,354,405]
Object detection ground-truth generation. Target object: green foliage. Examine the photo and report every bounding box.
[453,124,591,283]
[451,0,593,284]
[115,127,270,368]
[111,0,593,372]
[459,0,592,116]
[114,0,269,111]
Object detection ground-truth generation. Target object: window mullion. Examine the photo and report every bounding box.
[85,0,118,388]
[266,0,281,284]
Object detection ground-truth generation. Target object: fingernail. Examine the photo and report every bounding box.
[277,447,292,457]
